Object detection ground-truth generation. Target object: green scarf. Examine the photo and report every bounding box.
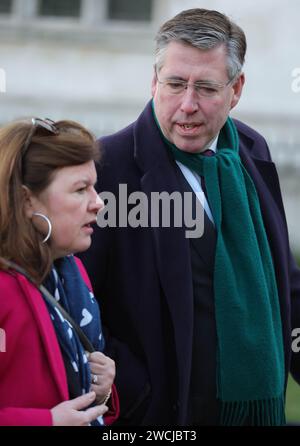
[153,105,285,425]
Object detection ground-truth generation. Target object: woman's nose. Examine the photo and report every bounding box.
[89,189,104,212]
[95,194,104,212]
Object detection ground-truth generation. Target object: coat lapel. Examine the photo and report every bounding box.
[17,273,69,400]
[133,102,194,409]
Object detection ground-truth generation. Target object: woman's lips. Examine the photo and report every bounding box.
[82,224,94,235]
[82,222,95,234]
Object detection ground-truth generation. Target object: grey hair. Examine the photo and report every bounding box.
[155,9,246,81]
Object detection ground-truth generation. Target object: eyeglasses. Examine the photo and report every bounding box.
[22,117,59,159]
[156,71,237,98]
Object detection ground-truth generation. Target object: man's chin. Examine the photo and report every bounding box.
[171,134,206,153]
[174,141,204,154]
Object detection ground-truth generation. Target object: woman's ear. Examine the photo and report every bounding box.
[22,185,36,218]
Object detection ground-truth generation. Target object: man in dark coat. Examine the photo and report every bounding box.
[80,9,300,425]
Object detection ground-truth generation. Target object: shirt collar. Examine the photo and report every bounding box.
[201,134,219,154]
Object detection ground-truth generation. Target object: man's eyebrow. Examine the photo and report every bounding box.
[165,75,223,85]
[165,75,186,80]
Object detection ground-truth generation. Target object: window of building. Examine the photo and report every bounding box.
[0,0,12,14]
[0,0,156,27]
[38,0,81,18]
[108,0,152,22]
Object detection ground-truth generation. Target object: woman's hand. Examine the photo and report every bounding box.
[88,351,115,404]
[51,391,108,426]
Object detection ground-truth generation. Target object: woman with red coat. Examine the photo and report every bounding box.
[0,118,119,426]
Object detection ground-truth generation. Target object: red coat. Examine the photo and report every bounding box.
[0,257,119,426]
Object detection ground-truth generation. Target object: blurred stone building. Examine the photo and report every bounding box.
[0,0,299,249]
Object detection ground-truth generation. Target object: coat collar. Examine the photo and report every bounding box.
[133,100,172,174]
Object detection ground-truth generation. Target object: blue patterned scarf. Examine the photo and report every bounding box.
[43,255,105,426]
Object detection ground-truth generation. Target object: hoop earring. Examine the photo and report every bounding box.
[32,212,52,243]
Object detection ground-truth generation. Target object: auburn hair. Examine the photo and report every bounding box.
[0,119,100,283]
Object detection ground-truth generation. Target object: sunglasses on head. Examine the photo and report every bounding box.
[22,117,59,159]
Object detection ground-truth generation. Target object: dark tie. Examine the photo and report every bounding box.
[201,149,215,157]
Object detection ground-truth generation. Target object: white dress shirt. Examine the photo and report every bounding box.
[175,136,218,224]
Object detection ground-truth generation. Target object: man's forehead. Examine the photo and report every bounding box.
[160,42,228,79]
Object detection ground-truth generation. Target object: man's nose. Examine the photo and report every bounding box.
[180,87,200,114]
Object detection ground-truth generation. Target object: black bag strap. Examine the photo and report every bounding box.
[0,257,95,353]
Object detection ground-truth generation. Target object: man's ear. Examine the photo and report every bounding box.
[151,66,158,97]
[230,72,245,110]
[22,185,36,218]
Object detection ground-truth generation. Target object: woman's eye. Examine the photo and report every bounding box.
[77,187,86,193]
